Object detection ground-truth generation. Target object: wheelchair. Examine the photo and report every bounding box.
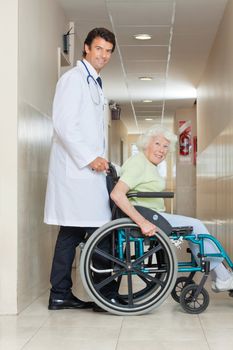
[79,164,233,315]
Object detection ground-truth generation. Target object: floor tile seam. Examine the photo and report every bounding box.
[20,314,51,350]
[19,290,49,316]
[198,314,212,350]
[40,325,123,330]
[115,315,125,349]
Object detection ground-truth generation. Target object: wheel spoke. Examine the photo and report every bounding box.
[125,229,132,264]
[132,243,163,266]
[94,268,126,291]
[132,266,166,287]
[93,247,127,268]
[127,271,134,306]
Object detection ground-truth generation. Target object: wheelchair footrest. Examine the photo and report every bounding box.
[171,226,193,236]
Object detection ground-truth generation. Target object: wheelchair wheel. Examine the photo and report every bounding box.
[171,277,195,303]
[80,218,177,316]
[180,284,209,314]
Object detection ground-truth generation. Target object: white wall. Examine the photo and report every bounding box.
[0,0,18,314]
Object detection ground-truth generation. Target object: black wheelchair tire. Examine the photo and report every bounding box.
[80,218,177,316]
[171,276,195,303]
[180,284,209,314]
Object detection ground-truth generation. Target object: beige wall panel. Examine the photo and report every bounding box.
[197,1,233,257]
[110,120,128,165]
[16,0,67,312]
[197,122,233,258]
[17,102,57,311]
[197,0,233,154]
[175,107,196,217]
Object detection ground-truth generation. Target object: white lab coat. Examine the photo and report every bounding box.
[44,60,112,227]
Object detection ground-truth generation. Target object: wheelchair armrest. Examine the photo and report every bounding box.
[127,192,174,199]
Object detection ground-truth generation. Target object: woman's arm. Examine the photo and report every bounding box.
[110,180,157,236]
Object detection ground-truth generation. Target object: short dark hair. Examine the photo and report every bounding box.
[82,27,116,57]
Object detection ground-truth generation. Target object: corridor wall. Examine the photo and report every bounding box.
[197,0,233,256]
[0,0,18,314]
[0,0,69,314]
[17,0,68,313]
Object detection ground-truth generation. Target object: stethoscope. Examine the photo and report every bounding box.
[81,60,102,105]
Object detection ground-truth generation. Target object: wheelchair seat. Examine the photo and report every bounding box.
[171,226,193,236]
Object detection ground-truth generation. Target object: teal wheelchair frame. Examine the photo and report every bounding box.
[170,230,233,313]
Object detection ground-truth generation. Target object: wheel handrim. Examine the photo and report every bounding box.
[80,218,177,315]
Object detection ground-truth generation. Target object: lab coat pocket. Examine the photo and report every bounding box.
[66,156,93,179]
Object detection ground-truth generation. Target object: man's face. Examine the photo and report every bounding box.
[85,37,113,73]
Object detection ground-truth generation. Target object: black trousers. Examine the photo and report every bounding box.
[50,226,117,299]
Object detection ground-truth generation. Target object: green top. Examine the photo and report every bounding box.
[120,152,166,212]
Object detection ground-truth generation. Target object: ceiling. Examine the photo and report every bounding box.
[57,0,228,134]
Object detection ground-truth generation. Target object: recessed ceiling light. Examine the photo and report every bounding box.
[142,99,153,103]
[145,118,153,121]
[139,77,153,81]
[134,34,152,40]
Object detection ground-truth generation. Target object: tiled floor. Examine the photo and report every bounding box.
[1,282,233,350]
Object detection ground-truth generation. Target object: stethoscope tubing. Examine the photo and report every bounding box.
[81,60,98,86]
[81,60,101,105]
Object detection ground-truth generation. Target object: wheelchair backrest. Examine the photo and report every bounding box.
[106,163,120,211]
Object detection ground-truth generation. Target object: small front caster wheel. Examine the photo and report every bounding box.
[171,277,195,303]
[180,284,209,314]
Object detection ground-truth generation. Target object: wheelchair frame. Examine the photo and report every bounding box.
[170,231,233,313]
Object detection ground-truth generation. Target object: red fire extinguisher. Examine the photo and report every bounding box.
[179,131,191,156]
[179,121,191,156]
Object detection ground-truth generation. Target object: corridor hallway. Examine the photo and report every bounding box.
[1,2,233,347]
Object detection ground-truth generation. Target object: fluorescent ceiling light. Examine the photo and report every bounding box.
[145,118,153,121]
[134,34,152,40]
[139,77,153,81]
[142,99,153,103]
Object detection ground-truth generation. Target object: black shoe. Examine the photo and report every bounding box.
[48,294,94,310]
[92,303,107,313]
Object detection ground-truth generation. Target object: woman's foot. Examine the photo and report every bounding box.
[212,274,233,292]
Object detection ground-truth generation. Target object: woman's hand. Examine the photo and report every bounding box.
[139,218,157,237]
[111,181,157,237]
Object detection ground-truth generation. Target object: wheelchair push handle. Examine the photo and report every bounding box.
[127,192,174,199]
[107,162,118,180]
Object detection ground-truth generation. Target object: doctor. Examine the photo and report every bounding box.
[44,28,116,311]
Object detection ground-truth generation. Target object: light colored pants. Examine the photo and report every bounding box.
[160,212,223,270]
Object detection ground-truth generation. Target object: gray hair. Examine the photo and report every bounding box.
[137,125,177,152]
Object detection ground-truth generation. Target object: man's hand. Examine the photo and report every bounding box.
[89,157,109,172]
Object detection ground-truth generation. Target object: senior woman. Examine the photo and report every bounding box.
[110,125,233,292]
